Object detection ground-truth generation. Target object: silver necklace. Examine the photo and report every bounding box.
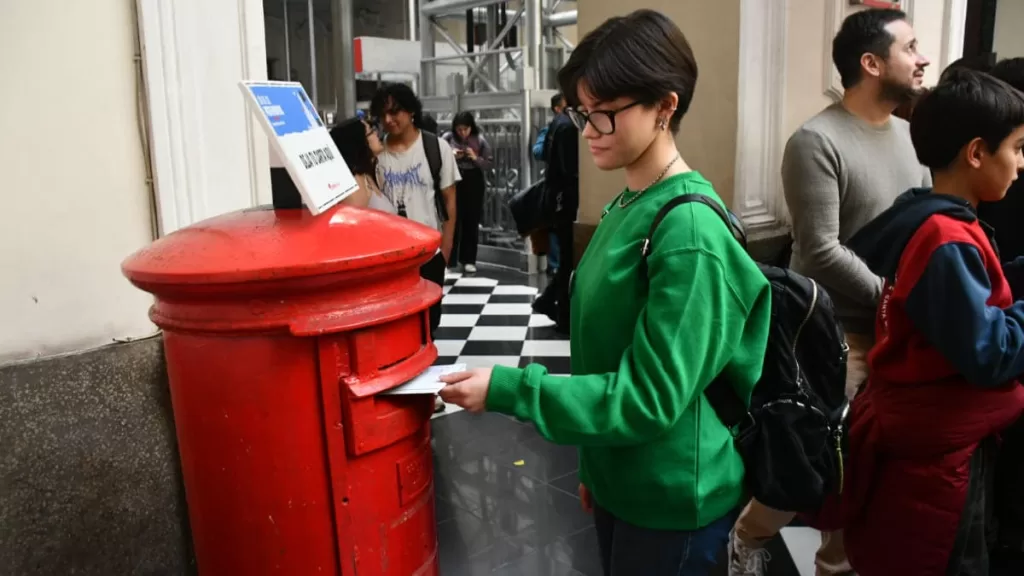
[619,153,681,208]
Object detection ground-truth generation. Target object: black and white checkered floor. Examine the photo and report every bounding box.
[432,269,570,416]
[431,266,818,575]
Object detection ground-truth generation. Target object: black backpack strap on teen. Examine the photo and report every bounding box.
[641,193,750,430]
[420,130,449,222]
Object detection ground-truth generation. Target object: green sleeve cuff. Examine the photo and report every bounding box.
[486,365,525,414]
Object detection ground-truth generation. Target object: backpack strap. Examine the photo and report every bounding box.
[641,193,750,431]
[642,193,747,257]
[421,130,449,222]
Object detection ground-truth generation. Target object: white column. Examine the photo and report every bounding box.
[136,0,272,236]
[732,0,788,237]
[941,0,969,71]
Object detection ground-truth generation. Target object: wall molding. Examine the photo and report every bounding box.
[136,0,201,235]
[136,0,270,236]
[940,0,968,71]
[733,0,788,236]
[823,0,916,102]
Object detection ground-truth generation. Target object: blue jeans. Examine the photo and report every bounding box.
[548,229,560,270]
[594,504,738,576]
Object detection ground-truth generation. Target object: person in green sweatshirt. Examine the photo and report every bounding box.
[439,9,772,575]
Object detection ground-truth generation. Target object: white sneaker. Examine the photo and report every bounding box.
[463,263,477,274]
[728,530,771,576]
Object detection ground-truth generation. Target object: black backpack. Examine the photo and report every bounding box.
[421,130,449,223]
[643,194,850,513]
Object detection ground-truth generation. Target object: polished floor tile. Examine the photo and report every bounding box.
[468,326,530,342]
[521,339,571,357]
[482,303,535,316]
[459,355,522,370]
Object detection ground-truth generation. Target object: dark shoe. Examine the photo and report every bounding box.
[532,297,557,321]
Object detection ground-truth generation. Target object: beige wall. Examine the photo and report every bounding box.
[576,0,740,225]
[994,0,1024,58]
[0,0,157,364]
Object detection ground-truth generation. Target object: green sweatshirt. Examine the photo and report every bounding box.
[487,172,772,530]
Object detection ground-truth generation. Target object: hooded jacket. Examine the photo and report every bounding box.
[827,189,1024,574]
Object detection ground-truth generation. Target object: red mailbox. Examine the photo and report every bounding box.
[123,204,443,575]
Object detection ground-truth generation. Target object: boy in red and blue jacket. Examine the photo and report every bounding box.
[833,69,1024,575]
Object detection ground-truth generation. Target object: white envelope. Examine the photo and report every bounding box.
[380,364,468,395]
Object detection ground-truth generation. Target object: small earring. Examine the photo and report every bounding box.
[658,118,668,131]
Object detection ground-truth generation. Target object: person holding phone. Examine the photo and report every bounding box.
[444,112,492,274]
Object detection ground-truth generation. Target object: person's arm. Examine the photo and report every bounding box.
[486,210,764,446]
[532,126,548,161]
[782,128,883,307]
[340,174,372,208]
[558,123,579,180]
[474,135,493,170]
[905,243,1024,387]
[437,138,462,262]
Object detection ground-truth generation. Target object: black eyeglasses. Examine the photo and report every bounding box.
[566,101,643,135]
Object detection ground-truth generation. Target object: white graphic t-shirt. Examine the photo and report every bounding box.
[379,132,461,231]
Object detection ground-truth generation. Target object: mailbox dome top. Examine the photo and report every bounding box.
[122,204,441,287]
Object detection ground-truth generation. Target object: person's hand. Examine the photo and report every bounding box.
[438,368,492,412]
[579,483,593,514]
[465,147,477,160]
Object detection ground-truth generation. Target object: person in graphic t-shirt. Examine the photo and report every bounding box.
[370,83,461,336]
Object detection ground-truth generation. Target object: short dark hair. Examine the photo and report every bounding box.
[550,92,564,111]
[557,9,697,133]
[910,68,1024,170]
[940,53,997,83]
[989,57,1024,92]
[369,83,424,128]
[832,8,907,90]
[451,111,480,140]
[329,117,376,177]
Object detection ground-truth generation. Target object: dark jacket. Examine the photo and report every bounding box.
[816,189,1024,574]
[543,113,578,221]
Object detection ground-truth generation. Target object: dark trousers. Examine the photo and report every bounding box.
[419,252,446,337]
[536,218,573,329]
[451,167,485,266]
[948,438,996,575]
[992,417,1024,575]
[594,504,736,576]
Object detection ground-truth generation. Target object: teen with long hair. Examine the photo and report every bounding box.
[330,116,394,213]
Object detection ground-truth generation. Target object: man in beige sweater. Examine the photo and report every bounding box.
[728,8,932,576]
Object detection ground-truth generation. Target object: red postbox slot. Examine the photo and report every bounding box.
[318,324,438,457]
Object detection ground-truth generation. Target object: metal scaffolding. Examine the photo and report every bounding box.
[416,0,573,257]
[419,0,574,96]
